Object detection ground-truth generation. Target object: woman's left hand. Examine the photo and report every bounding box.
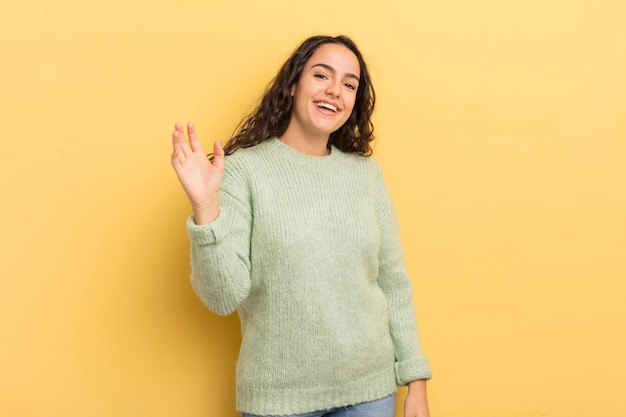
[404,380,430,417]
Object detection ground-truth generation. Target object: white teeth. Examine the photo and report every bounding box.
[316,102,337,112]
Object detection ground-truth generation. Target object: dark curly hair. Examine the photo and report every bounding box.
[222,35,376,156]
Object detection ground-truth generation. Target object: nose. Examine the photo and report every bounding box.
[326,80,341,98]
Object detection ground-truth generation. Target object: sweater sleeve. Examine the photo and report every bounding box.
[186,158,252,316]
[374,166,432,385]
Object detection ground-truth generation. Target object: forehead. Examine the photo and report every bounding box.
[305,43,361,75]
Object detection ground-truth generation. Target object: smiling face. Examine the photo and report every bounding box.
[286,42,361,143]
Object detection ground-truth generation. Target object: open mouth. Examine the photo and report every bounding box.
[315,101,338,112]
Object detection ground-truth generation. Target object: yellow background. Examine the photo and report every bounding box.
[1,0,625,416]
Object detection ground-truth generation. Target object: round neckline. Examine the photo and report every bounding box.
[264,138,342,167]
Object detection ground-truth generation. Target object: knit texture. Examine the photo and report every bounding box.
[186,138,431,416]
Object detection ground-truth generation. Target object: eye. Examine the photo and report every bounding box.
[314,73,328,80]
[344,83,356,91]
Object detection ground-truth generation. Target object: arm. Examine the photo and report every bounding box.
[405,379,430,417]
[186,182,252,315]
[171,122,252,315]
[372,165,432,414]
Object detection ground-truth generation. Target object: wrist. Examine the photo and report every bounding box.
[408,379,427,391]
[192,201,219,225]
[406,379,429,416]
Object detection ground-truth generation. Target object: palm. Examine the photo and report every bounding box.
[171,122,224,208]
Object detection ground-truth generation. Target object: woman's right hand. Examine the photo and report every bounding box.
[171,122,224,225]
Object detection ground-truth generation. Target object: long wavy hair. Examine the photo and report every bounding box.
[222,35,376,156]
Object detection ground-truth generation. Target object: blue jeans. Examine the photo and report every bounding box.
[241,393,396,417]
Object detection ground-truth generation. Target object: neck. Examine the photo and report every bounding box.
[278,127,330,156]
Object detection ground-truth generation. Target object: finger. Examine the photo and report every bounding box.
[173,123,194,157]
[171,150,183,168]
[172,123,189,163]
[172,122,186,147]
[187,122,204,153]
[171,143,189,165]
[211,140,225,170]
[173,128,193,159]
[171,144,185,169]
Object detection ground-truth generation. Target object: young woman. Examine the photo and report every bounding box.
[171,35,432,417]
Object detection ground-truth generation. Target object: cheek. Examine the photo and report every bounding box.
[345,95,358,114]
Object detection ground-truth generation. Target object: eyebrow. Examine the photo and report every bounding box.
[311,63,360,83]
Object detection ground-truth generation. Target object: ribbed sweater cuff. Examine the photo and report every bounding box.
[186,213,230,245]
[395,357,432,385]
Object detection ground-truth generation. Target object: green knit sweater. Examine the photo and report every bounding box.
[186,138,431,415]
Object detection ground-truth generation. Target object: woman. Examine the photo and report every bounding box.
[171,35,432,417]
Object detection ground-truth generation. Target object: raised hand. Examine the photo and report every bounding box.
[171,122,224,225]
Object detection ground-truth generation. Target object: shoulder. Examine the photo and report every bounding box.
[223,139,277,168]
[219,140,281,195]
[224,142,266,163]
[222,140,270,176]
[334,149,385,183]
[334,147,381,168]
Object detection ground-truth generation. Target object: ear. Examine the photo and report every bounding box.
[290,84,295,97]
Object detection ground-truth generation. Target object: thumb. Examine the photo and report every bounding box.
[212,140,225,170]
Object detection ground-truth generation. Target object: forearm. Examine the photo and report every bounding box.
[190,238,251,315]
[405,379,430,417]
[186,197,252,315]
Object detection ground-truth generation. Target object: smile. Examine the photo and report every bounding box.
[315,101,338,112]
